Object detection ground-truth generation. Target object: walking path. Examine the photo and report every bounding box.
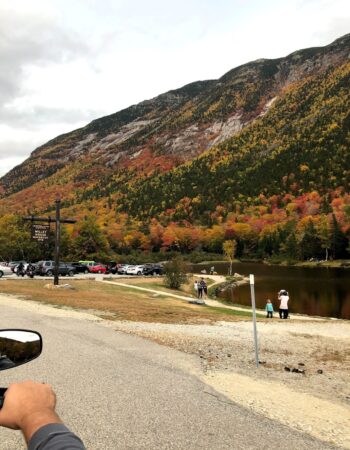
[99,276,326,321]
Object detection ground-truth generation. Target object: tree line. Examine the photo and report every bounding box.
[0,190,348,263]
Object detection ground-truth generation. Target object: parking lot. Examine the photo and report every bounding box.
[0,261,164,279]
[0,272,140,281]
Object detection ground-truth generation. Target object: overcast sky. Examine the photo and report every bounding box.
[0,0,349,176]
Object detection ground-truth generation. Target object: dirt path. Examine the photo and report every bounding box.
[100,277,327,320]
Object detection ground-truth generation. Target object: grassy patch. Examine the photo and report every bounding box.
[205,305,264,318]
[118,275,218,299]
[0,280,251,324]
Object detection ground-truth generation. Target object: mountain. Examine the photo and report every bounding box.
[120,54,350,222]
[1,34,349,207]
[0,34,349,262]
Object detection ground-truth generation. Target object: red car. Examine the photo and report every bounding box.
[88,263,107,274]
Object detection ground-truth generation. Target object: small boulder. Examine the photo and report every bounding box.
[44,283,75,290]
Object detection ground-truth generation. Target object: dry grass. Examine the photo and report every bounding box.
[0,279,250,324]
[114,275,216,297]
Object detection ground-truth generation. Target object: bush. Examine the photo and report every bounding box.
[163,257,189,289]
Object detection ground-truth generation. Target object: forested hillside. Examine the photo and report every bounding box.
[0,34,349,263]
[119,61,350,220]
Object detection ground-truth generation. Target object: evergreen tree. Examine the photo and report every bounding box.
[330,214,348,259]
[299,220,322,260]
[283,232,299,259]
[73,217,109,259]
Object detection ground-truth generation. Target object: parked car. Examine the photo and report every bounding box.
[126,265,145,276]
[117,265,131,274]
[142,264,163,276]
[0,263,13,278]
[36,261,77,276]
[69,262,90,274]
[79,260,97,269]
[88,263,107,274]
[105,261,121,274]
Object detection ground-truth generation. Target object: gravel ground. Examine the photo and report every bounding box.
[1,294,341,450]
[1,288,349,448]
[112,319,350,448]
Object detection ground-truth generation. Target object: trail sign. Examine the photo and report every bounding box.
[32,224,50,242]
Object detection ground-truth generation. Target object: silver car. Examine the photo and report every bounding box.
[0,263,13,278]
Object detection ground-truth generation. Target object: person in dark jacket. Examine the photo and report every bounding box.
[0,381,86,450]
[200,278,208,299]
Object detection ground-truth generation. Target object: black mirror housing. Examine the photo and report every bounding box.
[0,329,42,371]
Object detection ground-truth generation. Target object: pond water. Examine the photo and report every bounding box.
[192,262,350,320]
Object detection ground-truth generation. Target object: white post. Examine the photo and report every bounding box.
[249,274,259,368]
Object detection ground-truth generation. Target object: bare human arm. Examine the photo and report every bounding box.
[0,381,85,450]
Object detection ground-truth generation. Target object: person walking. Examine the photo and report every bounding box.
[278,290,289,319]
[197,281,203,299]
[200,278,207,299]
[265,299,274,318]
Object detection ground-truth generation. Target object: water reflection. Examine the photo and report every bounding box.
[192,262,350,319]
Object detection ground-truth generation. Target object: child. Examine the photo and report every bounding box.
[265,299,274,318]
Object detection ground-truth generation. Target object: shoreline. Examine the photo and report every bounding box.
[195,258,350,269]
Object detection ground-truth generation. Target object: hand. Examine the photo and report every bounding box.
[0,381,62,442]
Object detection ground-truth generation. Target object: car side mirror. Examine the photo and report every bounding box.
[0,330,42,371]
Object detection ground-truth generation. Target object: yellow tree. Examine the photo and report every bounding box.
[223,240,237,276]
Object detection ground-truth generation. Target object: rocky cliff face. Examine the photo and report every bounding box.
[0,34,349,204]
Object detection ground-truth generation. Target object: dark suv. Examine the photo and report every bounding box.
[142,264,163,276]
[68,262,90,274]
[36,261,77,276]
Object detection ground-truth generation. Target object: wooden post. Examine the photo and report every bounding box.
[54,199,61,286]
[22,202,76,285]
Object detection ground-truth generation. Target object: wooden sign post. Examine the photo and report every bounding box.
[23,199,76,285]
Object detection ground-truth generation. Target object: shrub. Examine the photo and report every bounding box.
[163,257,189,289]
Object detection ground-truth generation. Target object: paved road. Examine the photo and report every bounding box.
[0,299,338,450]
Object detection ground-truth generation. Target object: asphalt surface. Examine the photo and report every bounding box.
[0,299,339,450]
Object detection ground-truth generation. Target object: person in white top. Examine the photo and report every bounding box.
[278,290,289,319]
[194,280,199,298]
